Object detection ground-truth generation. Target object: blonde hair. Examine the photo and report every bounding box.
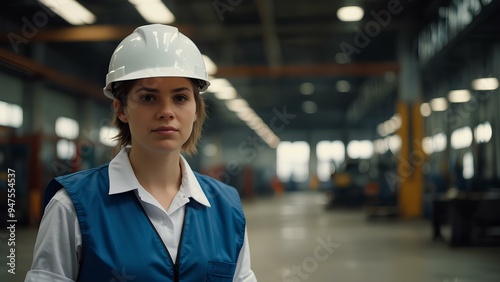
[111,79,206,156]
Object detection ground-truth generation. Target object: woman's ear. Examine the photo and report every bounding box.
[113,99,128,123]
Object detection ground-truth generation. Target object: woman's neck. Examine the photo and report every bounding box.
[127,146,182,209]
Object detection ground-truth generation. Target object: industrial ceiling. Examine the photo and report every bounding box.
[1,0,499,138]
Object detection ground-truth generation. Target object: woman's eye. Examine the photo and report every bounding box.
[175,95,188,102]
[140,94,156,102]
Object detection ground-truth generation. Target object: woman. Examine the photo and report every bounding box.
[25,24,257,281]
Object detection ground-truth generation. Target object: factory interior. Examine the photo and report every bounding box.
[1,0,500,281]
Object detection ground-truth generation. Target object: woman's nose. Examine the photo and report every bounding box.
[156,101,174,120]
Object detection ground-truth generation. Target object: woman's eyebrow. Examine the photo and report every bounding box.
[171,87,192,93]
[135,86,159,93]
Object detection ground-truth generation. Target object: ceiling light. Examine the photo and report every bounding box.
[214,87,237,100]
[225,99,249,112]
[302,101,317,114]
[203,143,218,157]
[202,55,218,76]
[420,103,431,117]
[236,110,256,122]
[209,78,231,91]
[448,89,471,103]
[300,83,315,95]
[430,97,448,111]
[336,80,351,92]
[471,77,499,90]
[39,0,96,25]
[337,6,364,22]
[129,0,175,24]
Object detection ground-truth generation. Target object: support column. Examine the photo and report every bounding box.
[396,34,425,218]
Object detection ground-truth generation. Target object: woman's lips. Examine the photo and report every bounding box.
[152,126,178,135]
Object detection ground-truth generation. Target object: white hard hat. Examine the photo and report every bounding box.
[103,24,210,99]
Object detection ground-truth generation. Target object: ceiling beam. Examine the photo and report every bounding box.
[215,62,399,77]
[255,0,282,66]
[0,21,410,43]
[1,25,138,42]
[0,48,105,103]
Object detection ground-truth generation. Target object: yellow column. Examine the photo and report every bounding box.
[396,100,425,218]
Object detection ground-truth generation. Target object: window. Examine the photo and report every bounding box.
[99,126,119,147]
[55,117,79,160]
[451,126,473,150]
[374,135,401,155]
[277,141,310,182]
[347,140,373,159]
[423,132,447,155]
[0,101,23,128]
[463,151,474,180]
[55,117,79,140]
[475,121,492,144]
[57,139,76,160]
[316,140,345,182]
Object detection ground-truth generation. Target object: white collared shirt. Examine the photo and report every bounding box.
[25,148,256,282]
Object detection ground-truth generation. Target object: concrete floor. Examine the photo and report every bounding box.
[1,191,500,282]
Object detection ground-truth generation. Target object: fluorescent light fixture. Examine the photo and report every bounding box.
[336,80,351,92]
[471,77,499,90]
[347,140,374,159]
[420,103,431,117]
[448,89,471,103]
[99,126,119,147]
[432,132,447,152]
[129,0,175,24]
[214,87,237,100]
[39,0,96,25]
[475,121,492,144]
[377,114,401,137]
[236,109,256,122]
[430,97,448,111]
[388,135,402,154]
[208,77,280,148]
[451,126,473,150]
[337,6,364,22]
[422,137,433,155]
[300,83,315,95]
[202,55,218,76]
[209,78,231,92]
[377,124,387,137]
[302,101,317,114]
[225,99,249,112]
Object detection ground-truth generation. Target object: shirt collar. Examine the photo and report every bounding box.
[108,147,211,207]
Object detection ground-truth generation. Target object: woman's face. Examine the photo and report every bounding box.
[115,77,197,154]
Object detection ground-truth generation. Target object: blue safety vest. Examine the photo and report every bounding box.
[44,164,246,282]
